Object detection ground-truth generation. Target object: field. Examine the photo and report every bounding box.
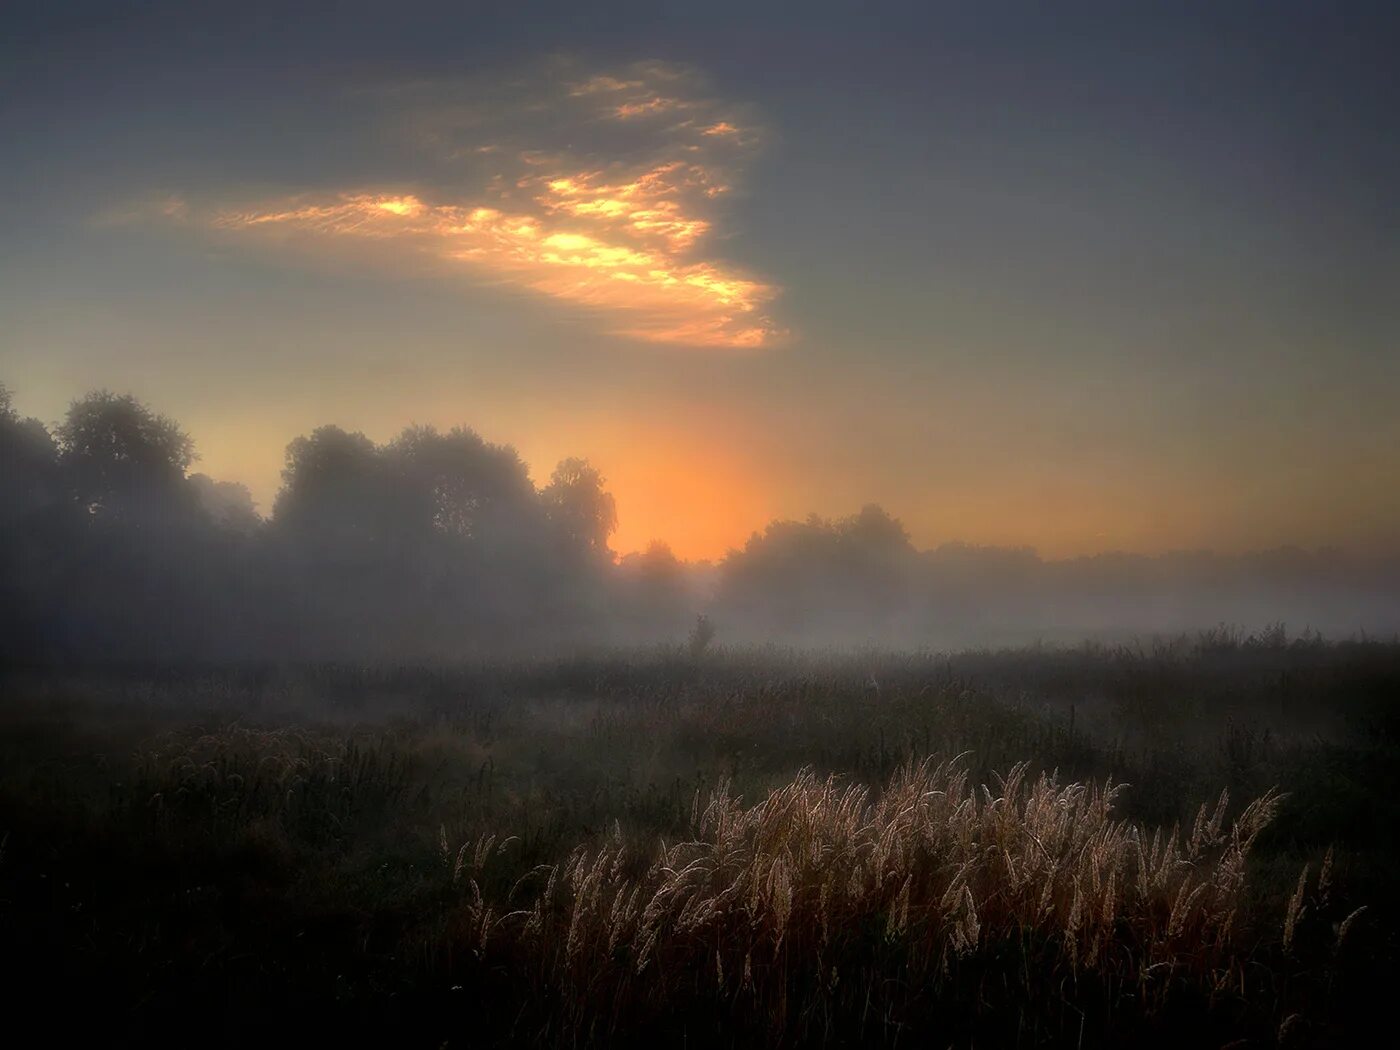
[2,632,1397,1047]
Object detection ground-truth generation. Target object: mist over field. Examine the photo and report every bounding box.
[5,2,1400,1046]
[6,382,1400,1045]
[5,382,1399,664]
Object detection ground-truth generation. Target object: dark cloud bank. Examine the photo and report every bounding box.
[4,381,1398,665]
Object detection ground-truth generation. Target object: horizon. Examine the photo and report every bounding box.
[5,379,1398,568]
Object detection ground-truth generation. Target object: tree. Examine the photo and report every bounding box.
[838,504,912,562]
[542,457,617,560]
[188,473,261,533]
[687,613,716,658]
[617,540,693,635]
[633,539,684,582]
[1,383,71,660]
[0,383,62,523]
[383,424,536,542]
[54,390,196,520]
[272,425,384,544]
[714,506,919,643]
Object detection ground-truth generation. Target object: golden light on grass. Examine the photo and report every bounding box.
[449,757,1295,1036]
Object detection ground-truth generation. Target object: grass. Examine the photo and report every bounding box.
[459,762,1288,1046]
[0,633,1396,1045]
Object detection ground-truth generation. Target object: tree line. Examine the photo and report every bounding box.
[3,382,1397,663]
[1,384,636,661]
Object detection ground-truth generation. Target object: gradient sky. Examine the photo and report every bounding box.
[3,1,1397,560]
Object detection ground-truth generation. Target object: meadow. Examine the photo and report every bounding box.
[1,629,1397,1047]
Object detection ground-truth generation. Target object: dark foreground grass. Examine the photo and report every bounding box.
[0,635,1396,1046]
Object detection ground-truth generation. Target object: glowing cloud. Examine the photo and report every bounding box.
[185,61,782,349]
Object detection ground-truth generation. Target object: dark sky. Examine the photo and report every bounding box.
[3,1,1397,558]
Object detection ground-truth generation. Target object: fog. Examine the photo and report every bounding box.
[4,382,1398,665]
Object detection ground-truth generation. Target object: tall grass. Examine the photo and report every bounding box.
[0,638,1394,1045]
[450,759,1294,1043]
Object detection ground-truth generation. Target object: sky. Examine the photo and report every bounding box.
[2,1,1397,560]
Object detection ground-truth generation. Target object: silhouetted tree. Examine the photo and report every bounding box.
[273,425,386,545]
[1,383,62,524]
[55,390,196,522]
[1,384,71,659]
[839,504,912,562]
[384,424,536,542]
[543,457,617,561]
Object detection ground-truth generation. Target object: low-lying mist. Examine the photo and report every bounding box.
[4,382,1398,664]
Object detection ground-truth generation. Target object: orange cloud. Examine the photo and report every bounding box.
[188,62,782,349]
[614,96,682,119]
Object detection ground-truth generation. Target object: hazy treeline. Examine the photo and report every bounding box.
[3,382,1398,663]
[1,383,640,661]
[723,509,1400,647]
